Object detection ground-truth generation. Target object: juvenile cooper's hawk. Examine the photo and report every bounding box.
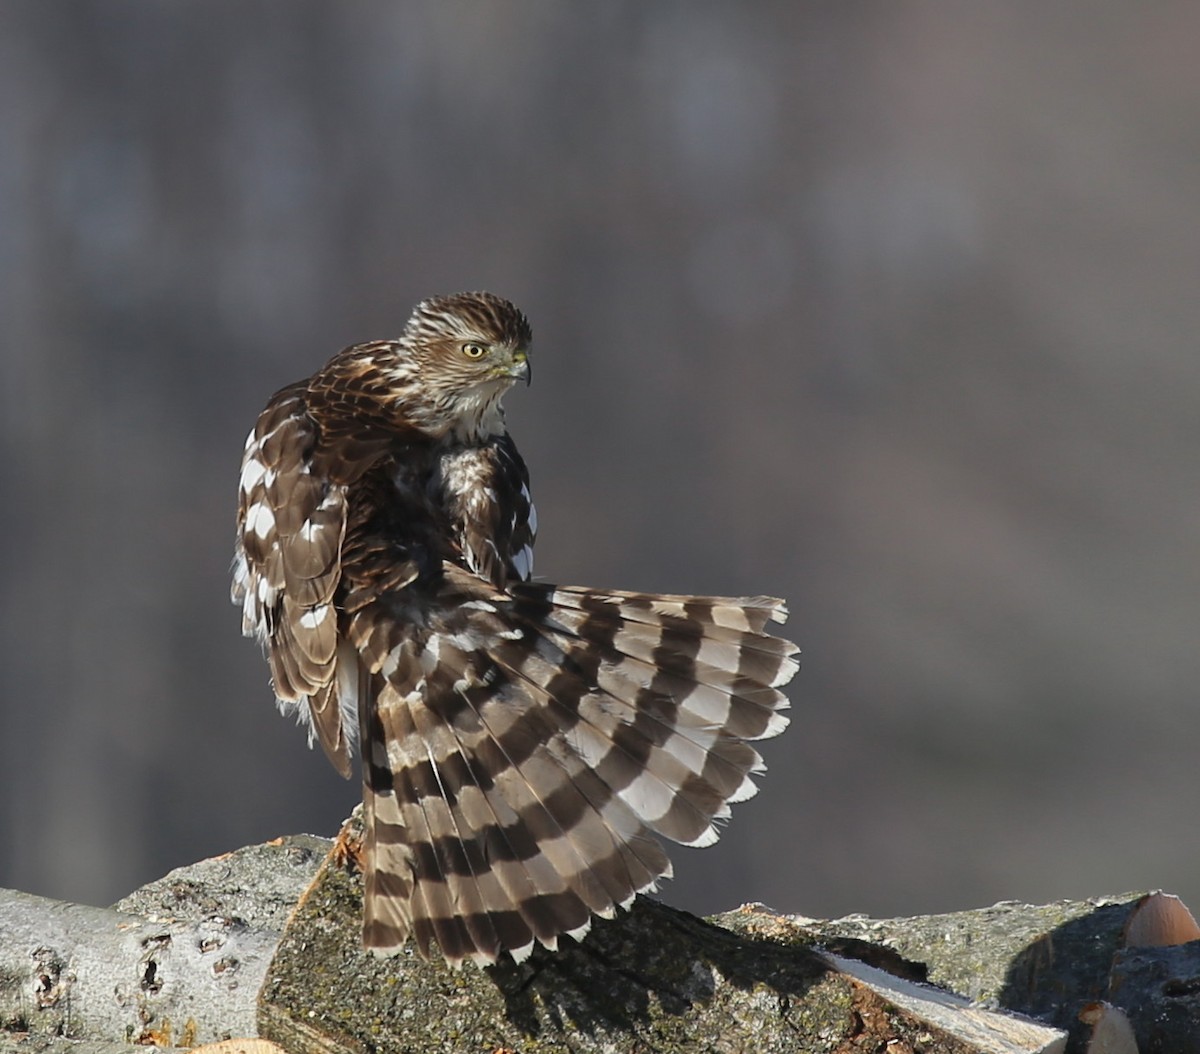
[232,292,798,966]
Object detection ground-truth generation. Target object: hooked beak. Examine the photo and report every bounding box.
[510,349,531,386]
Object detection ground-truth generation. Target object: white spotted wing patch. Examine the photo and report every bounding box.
[233,383,354,776]
[239,451,267,494]
[245,501,275,539]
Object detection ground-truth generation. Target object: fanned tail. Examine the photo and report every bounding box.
[352,570,798,966]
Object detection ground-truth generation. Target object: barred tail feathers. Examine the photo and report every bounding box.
[355,577,798,965]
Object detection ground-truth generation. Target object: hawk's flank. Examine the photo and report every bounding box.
[232,292,799,966]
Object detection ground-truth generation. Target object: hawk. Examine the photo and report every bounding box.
[232,292,798,966]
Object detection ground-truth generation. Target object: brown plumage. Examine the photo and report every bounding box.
[232,292,798,966]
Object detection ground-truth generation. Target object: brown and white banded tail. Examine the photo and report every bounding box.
[359,583,798,966]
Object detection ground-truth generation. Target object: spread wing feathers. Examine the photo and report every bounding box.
[350,567,798,965]
[232,385,356,776]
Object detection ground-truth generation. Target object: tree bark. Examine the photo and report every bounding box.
[0,836,326,1052]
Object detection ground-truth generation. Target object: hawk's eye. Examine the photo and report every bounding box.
[461,342,488,360]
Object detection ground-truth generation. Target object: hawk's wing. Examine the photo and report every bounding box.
[232,383,357,776]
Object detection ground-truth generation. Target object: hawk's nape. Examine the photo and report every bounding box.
[233,291,799,966]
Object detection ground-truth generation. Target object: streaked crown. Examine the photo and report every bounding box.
[404,292,532,352]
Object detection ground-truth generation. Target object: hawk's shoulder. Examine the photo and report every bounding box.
[437,429,536,588]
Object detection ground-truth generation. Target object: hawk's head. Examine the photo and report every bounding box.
[313,292,533,443]
[396,291,532,440]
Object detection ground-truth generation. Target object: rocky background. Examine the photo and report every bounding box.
[1,3,1197,930]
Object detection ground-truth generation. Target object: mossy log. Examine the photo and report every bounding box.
[261,858,1064,1054]
[257,814,1064,1053]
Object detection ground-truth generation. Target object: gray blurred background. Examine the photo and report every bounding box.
[2,3,1198,924]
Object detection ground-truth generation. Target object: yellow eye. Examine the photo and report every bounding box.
[462,342,487,359]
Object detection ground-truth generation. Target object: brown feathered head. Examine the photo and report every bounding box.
[309,292,532,443]
[394,292,531,438]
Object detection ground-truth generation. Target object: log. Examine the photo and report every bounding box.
[262,884,1066,1054]
[769,890,1196,1019]
[257,811,1066,1053]
[750,889,1200,1051]
[0,836,326,1051]
[112,834,331,934]
[821,953,1067,1054]
[3,821,1200,1053]
[1074,1002,1138,1054]
[1108,940,1200,1054]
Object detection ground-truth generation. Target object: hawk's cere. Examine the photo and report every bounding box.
[232,292,799,966]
